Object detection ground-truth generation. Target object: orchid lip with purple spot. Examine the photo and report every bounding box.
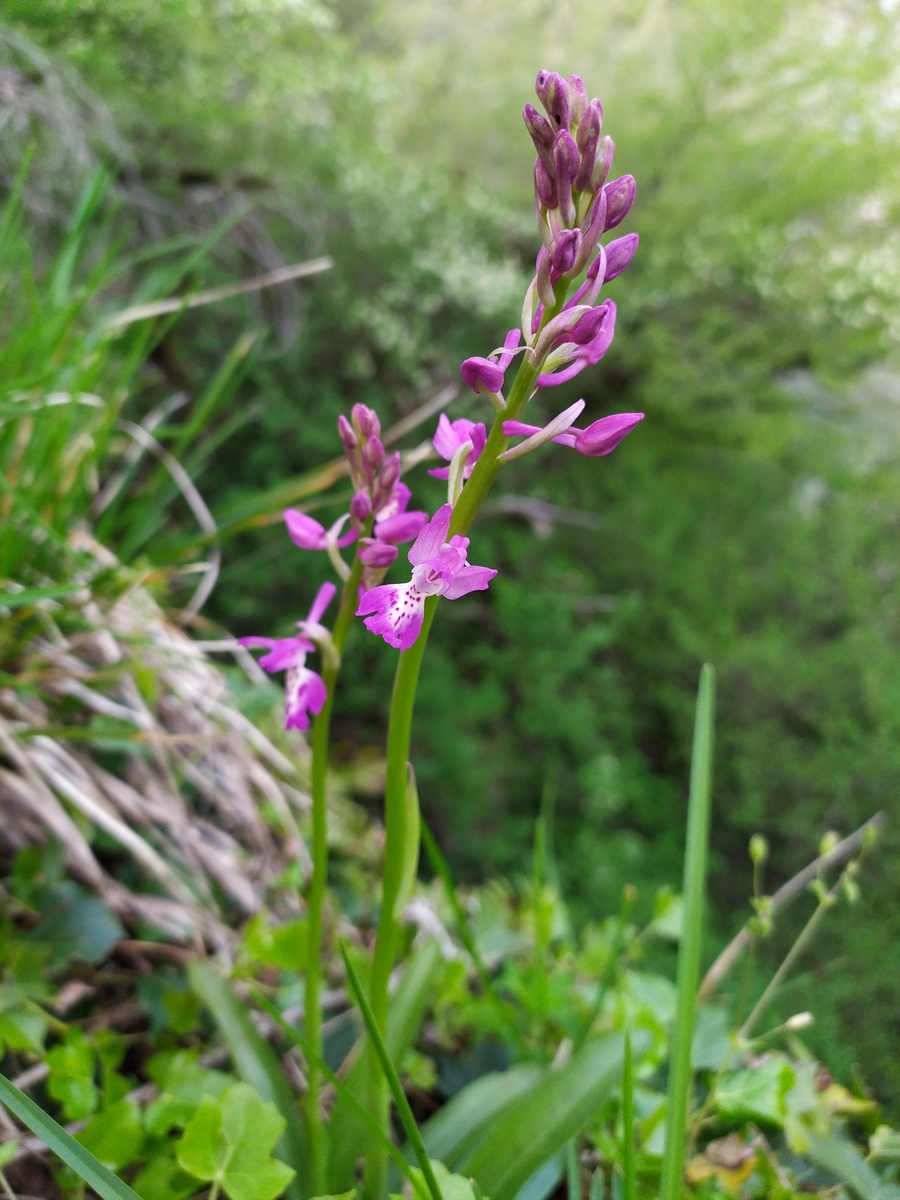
[357,505,497,650]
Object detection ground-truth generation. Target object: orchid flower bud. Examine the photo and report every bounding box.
[574,101,603,192]
[358,538,399,568]
[461,356,505,394]
[569,305,610,345]
[535,243,555,307]
[552,130,580,226]
[363,435,385,470]
[602,174,636,230]
[338,413,358,453]
[591,136,615,192]
[535,69,570,130]
[571,189,608,276]
[352,403,381,440]
[603,233,639,282]
[350,490,373,524]
[550,228,581,285]
[524,104,555,173]
[377,451,401,496]
[534,158,557,209]
[567,75,589,129]
[573,412,643,456]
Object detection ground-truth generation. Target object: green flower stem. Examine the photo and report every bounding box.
[305,552,365,1196]
[362,331,554,1200]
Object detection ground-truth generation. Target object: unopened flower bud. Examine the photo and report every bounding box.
[524,104,555,173]
[358,538,398,568]
[552,131,580,225]
[785,1012,814,1031]
[591,136,615,192]
[352,403,380,441]
[603,174,636,231]
[749,834,768,864]
[569,305,609,345]
[534,158,557,209]
[603,233,639,282]
[550,229,581,284]
[350,490,373,524]
[378,451,401,496]
[364,435,385,470]
[338,414,358,453]
[535,69,570,130]
[567,75,589,128]
[461,356,505,395]
[574,101,603,192]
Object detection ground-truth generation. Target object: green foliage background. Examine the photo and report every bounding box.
[4,0,900,1105]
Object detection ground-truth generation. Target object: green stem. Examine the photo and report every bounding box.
[363,297,564,1200]
[304,554,365,1196]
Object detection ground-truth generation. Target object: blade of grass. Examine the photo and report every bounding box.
[622,1029,635,1200]
[566,1140,580,1200]
[0,584,84,610]
[250,991,429,1200]
[339,942,444,1200]
[0,1073,141,1200]
[659,663,716,1200]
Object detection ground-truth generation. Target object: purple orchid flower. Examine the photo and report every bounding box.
[502,410,644,458]
[372,482,428,545]
[357,504,497,650]
[284,509,357,552]
[460,329,521,397]
[428,415,487,481]
[239,582,336,731]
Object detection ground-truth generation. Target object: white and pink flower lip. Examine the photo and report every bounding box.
[356,504,497,651]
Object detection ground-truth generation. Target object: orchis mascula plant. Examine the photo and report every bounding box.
[239,69,643,1200]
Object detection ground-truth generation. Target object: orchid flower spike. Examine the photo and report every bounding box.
[357,504,496,650]
[239,582,337,731]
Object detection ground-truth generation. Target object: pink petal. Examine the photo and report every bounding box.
[427,466,451,480]
[375,510,428,544]
[432,413,462,459]
[358,539,398,567]
[307,581,337,625]
[444,565,498,601]
[284,509,327,550]
[408,504,452,566]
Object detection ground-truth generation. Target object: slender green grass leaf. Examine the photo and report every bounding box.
[622,1029,635,1200]
[395,763,421,918]
[339,942,444,1200]
[807,1133,900,1200]
[187,961,305,1200]
[458,1032,649,1200]
[660,663,716,1200]
[0,584,84,610]
[0,1072,141,1200]
[565,1140,580,1200]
